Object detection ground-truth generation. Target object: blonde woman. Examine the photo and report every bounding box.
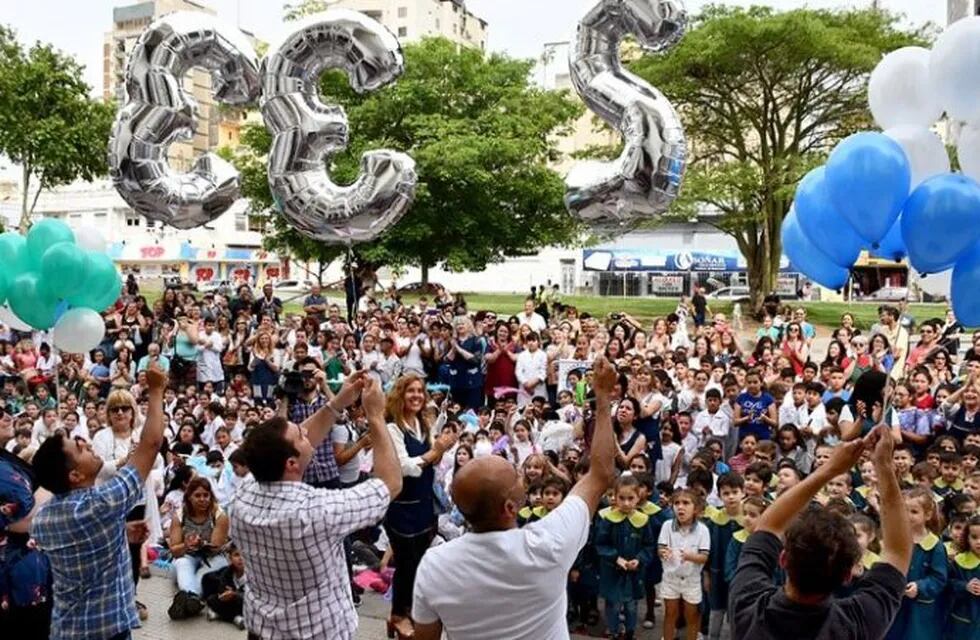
[91,389,162,619]
[383,375,458,639]
[247,331,281,407]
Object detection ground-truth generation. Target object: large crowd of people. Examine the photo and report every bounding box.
[0,275,978,640]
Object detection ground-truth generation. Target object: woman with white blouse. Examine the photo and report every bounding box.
[383,375,458,639]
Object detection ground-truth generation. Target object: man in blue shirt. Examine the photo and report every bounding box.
[31,365,167,640]
[136,342,171,374]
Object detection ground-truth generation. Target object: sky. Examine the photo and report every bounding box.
[5,0,947,97]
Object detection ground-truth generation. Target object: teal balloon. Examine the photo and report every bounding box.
[26,219,74,270]
[40,242,88,299]
[8,272,60,330]
[0,232,30,274]
[67,252,120,310]
[0,271,8,306]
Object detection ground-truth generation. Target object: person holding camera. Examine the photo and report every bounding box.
[285,357,342,490]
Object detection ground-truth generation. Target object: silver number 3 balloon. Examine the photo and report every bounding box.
[565,0,688,232]
[262,10,418,245]
[108,12,261,229]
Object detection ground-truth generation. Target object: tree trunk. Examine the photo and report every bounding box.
[421,262,430,286]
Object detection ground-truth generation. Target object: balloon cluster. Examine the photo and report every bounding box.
[788,20,980,326]
[0,219,119,353]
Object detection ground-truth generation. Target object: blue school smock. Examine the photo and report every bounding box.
[640,501,667,587]
[571,512,600,598]
[945,551,980,640]
[724,529,785,587]
[705,505,743,612]
[595,507,656,603]
[886,532,948,640]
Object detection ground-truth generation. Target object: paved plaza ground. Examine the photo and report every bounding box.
[133,570,666,639]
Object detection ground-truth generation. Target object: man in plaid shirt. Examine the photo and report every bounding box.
[233,372,403,640]
[31,366,168,640]
[288,356,341,488]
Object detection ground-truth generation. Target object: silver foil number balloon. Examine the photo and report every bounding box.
[261,10,418,245]
[108,12,261,229]
[565,0,688,231]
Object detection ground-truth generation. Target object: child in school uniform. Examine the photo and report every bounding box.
[659,488,710,640]
[595,475,656,640]
[203,545,246,629]
[518,476,567,527]
[885,487,949,640]
[633,472,667,630]
[836,513,881,598]
[945,515,980,640]
[935,452,966,501]
[724,495,768,585]
[705,473,744,640]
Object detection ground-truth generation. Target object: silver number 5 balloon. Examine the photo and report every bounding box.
[108,12,261,229]
[565,0,688,232]
[261,10,418,245]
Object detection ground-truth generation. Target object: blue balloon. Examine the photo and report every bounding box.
[869,217,907,262]
[793,166,864,268]
[902,173,980,274]
[953,243,980,327]
[825,132,911,245]
[782,208,850,290]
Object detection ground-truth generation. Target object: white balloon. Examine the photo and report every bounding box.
[883,126,951,190]
[52,308,106,354]
[73,226,106,253]
[958,124,980,183]
[930,17,980,124]
[869,46,943,129]
[0,304,33,332]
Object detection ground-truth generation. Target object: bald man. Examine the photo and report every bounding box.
[412,357,620,640]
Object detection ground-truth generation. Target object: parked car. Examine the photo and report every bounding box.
[861,286,910,302]
[273,279,314,297]
[198,280,232,296]
[162,276,196,291]
[396,282,444,295]
[707,286,750,302]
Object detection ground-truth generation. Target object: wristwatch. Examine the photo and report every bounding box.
[325,402,343,419]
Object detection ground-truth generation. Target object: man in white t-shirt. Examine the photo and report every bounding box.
[412,357,620,640]
[517,297,546,333]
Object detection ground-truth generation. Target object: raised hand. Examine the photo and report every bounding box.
[145,363,168,391]
[334,370,368,409]
[592,356,617,396]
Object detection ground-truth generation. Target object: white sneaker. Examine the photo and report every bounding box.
[233,615,246,630]
[205,608,218,622]
[643,619,655,629]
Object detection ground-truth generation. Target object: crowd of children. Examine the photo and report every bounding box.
[2,279,979,639]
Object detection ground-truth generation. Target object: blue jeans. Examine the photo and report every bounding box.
[604,598,637,635]
[173,554,228,595]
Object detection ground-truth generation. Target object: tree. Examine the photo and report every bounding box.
[631,6,926,311]
[234,36,584,283]
[0,26,115,232]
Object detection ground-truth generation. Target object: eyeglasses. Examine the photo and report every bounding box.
[109,406,132,414]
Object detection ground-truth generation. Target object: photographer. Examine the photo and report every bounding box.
[285,357,342,490]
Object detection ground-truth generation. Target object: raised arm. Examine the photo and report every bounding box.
[304,371,366,450]
[756,431,870,538]
[361,377,403,498]
[569,356,617,515]
[871,425,912,575]
[130,364,167,482]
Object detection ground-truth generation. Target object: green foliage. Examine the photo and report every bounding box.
[630,5,926,306]
[0,25,115,230]
[233,37,583,277]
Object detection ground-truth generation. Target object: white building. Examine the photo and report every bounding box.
[326,0,487,49]
[21,181,280,287]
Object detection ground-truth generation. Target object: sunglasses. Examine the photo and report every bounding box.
[109,406,132,414]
